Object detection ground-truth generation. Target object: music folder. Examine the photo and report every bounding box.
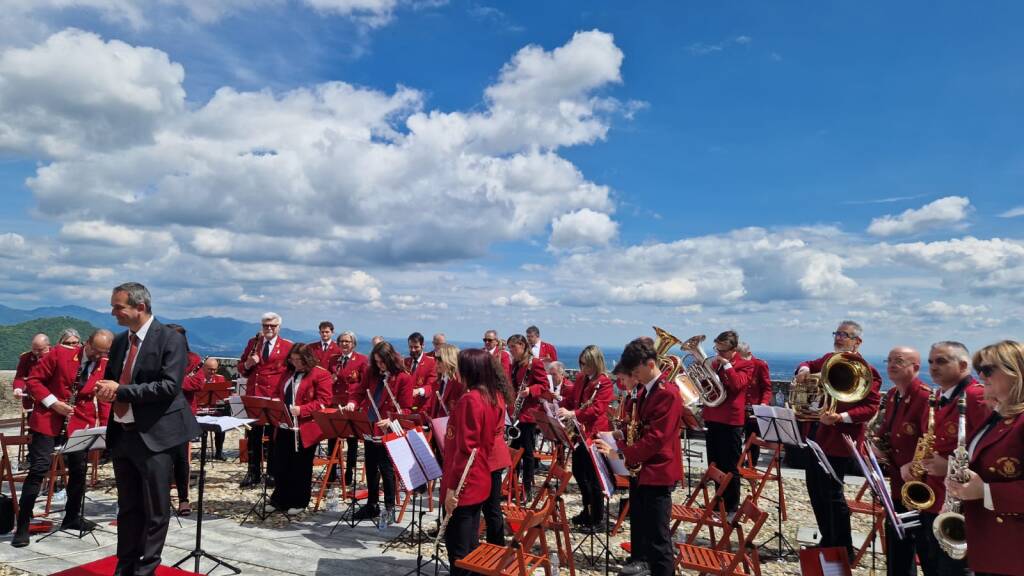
[384,428,442,491]
[587,440,616,499]
[60,426,107,453]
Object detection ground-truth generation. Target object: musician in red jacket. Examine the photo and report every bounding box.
[526,325,558,364]
[945,340,1024,576]
[200,357,229,460]
[794,320,882,556]
[343,340,413,522]
[596,338,682,576]
[427,344,464,419]
[309,321,341,372]
[483,329,512,381]
[506,333,548,499]
[332,330,368,487]
[481,351,512,546]
[269,344,333,514]
[910,342,989,576]
[738,342,773,465]
[442,348,502,576]
[875,346,930,576]
[547,361,574,407]
[12,333,51,409]
[406,332,437,413]
[237,312,293,488]
[166,324,204,516]
[12,329,112,547]
[558,346,613,531]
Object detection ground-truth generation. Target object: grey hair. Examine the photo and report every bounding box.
[58,328,81,344]
[261,312,282,325]
[484,329,498,338]
[737,341,752,359]
[932,341,971,364]
[338,330,357,347]
[547,361,565,375]
[838,320,863,339]
[89,328,114,343]
[113,282,152,313]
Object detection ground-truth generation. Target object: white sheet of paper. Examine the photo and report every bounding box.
[819,551,846,576]
[196,415,254,432]
[386,435,426,490]
[227,395,247,419]
[596,431,631,476]
[806,438,842,485]
[60,426,107,453]
[753,405,805,447]
[590,443,615,499]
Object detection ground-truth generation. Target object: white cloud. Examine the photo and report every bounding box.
[508,290,543,307]
[999,206,1024,218]
[302,0,397,27]
[549,208,618,250]
[686,35,753,56]
[867,196,971,237]
[921,300,988,317]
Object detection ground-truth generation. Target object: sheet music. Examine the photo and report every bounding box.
[59,426,107,453]
[596,431,631,476]
[406,429,443,481]
[846,435,909,539]
[806,439,842,485]
[589,443,615,499]
[227,395,247,418]
[385,435,426,490]
[753,405,805,447]
[819,551,845,576]
[197,415,254,431]
[430,416,449,453]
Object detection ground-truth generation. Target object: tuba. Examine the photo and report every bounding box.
[679,334,726,408]
[653,326,700,406]
[933,395,968,559]
[901,389,938,511]
[789,352,873,420]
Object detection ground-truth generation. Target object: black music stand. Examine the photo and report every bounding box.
[37,427,105,545]
[752,408,800,560]
[174,419,245,575]
[324,410,373,533]
[197,379,233,461]
[239,396,293,525]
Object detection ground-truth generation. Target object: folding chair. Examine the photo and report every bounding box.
[670,464,733,546]
[456,499,553,576]
[609,474,631,536]
[500,447,525,506]
[674,496,767,576]
[502,464,574,576]
[846,480,886,567]
[735,435,786,520]
[1,434,30,518]
[311,439,346,511]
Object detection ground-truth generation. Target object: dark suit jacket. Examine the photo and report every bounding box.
[104,317,202,453]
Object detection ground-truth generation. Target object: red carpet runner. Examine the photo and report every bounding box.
[50,555,201,576]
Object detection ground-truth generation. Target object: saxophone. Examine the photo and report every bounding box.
[869,393,891,466]
[933,395,968,560]
[625,399,642,477]
[506,362,531,441]
[901,389,938,511]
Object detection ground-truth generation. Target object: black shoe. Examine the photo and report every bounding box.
[264,474,276,488]
[10,529,29,548]
[578,520,607,535]
[352,504,380,521]
[239,471,259,488]
[214,452,226,461]
[571,511,590,526]
[61,517,98,532]
[618,560,648,576]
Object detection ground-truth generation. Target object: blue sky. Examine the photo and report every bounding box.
[0,1,1022,356]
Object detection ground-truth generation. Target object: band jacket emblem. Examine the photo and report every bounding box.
[995,457,1020,479]
[900,422,916,436]
[446,426,455,440]
[945,421,957,436]
[349,370,359,380]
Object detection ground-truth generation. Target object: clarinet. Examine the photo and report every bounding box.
[433,448,478,550]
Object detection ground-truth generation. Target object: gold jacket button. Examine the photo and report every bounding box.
[989,467,997,473]
[996,517,1004,524]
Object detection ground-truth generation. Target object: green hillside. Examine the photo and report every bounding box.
[0,316,101,369]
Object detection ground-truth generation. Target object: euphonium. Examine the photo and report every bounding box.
[789,352,873,420]
[901,389,938,511]
[679,334,727,408]
[653,326,700,407]
[933,395,968,560]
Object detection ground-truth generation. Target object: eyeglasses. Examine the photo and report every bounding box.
[977,364,998,378]
[884,358,909,367]
[833,331,857,340]
[262,323,279,329]
[928,357,953,366]
[483,338,496,343]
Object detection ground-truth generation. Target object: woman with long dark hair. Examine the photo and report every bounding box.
[269,343,332,514]
[505,333,547,499]
[442,349,503,575]
[344,340,413,522]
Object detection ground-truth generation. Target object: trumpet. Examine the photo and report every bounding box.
[901,389,938,511]
[934,395,968,560]
[789,352,873,421]
[679,334,727,408]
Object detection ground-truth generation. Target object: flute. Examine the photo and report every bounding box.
[435,389,450,417]
[433,448,478,551]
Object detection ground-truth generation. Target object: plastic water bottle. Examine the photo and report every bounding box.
[53,489,67,504]
[327,488,339,512]
[377,507,387,531]
[549,551,559,574]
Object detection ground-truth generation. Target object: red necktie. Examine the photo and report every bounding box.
[113,334,139,418]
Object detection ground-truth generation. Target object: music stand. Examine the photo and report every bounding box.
[585,440,615,576]
[535,412,572,468]
[751,405,800,560]
[323,410,373,533]
[383,429,442,554]
[239,396,293,525]
[37,427,106,545]
[174,418,249,575]
[680,405,702,491]
[198,379,233,461]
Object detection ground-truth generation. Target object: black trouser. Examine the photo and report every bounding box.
[111,427,178,576]
[885,498,927,576]
[482,469,505,545]
[445,502,483,576]
[325,436,360,485]
[626,476,639,562]
[246,424,274,476]
[364,439,395,508]
[743,417,761,465]
[705,421,743,512]
[16,432,89,529]
[631,484,674,576]
[510,422,537,494]
[172,441,190,502]
[916,511,969,576]
[214,429,225,456]
[805,450,852,552]
[571,442,604,524]
[270,429,316,510]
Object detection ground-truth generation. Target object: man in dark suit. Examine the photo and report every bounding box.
[95,282,201,576]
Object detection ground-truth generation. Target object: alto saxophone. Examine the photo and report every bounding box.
[933,395,968,560]
[901,389,938,511]
[625,400,642,477]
